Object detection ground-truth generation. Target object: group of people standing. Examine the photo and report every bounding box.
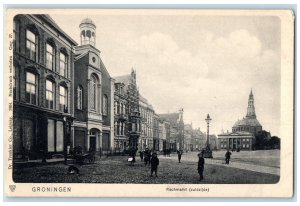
[128,148,232,181]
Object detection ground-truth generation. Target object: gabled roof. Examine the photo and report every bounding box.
[114,74,132,91]
[159,113,179,128]
[38,15,78,46]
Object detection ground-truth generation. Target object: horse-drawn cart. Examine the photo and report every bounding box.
[72,146,95,165]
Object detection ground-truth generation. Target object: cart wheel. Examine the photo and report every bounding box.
[89,156,95,163]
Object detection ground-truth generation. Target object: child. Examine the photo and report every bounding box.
[150,152,159,177]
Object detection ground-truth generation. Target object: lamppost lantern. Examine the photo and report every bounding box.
[205,114,212,124]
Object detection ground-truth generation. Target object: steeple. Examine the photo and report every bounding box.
[246,89,256,118]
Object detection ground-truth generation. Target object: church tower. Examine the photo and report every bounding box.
[246,89,256,118]
[79,18,96,47]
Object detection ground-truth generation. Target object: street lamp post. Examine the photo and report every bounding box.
[203,114,213,158]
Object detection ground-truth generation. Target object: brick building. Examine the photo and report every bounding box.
[73,18,115,153]
[139,95,154,151]
[114,69,141,150]
[13,14,77,160]
[159,109,184,151]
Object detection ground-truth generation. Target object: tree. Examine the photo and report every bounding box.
[268,136,280,149]
[255,130,271,150]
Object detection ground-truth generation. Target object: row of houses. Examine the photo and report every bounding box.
[12,14,259,162]
[12,14,191,161]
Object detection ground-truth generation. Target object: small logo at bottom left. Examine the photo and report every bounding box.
[9,185,16,192]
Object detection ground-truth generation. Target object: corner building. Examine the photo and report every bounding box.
[114,69,141,150]
[13,15,77,160]
[73,18,114,153]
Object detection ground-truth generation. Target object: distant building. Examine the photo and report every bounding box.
[217,90,261,151]
[191,128,206,151]
[153,113,159,150]
[113,80,128,151]
[159,109,184,151]
[184,124,193,151]
[13,14,77,160]
[232,90,262,135]
[217,131,255,151]
[139,95,154,151]
[113,69,141,150]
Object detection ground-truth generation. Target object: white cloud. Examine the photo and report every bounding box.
[122,30,280,136]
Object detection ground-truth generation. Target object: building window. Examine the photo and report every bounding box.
[114,122,117,136]
[13,20,20,52]
[46,43,55,70]
[77,86,83,110]
[26,29,37,61]
[90,75,97,111]
[25,71,37,105]
[59,52,67,77]
[59,85,68,112]
[103,95,108,116]
[246,144,249,148]
[56,121,64,152]
[47,119,55,152]
[46,80,54,109]
[114,101,117,115]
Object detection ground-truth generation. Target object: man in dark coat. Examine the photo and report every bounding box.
[225,150,232,164]
[139,151,144,161]
[197,152,205,181]
[177,150,182,163]
[150,153,159,177]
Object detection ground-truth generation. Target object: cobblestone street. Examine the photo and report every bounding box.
[13,151,279,184]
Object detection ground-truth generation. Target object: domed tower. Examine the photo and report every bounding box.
[79,18,96,47]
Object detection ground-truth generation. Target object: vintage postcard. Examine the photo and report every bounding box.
[4,8,294,197]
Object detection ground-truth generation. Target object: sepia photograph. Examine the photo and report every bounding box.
[4,8,294,197]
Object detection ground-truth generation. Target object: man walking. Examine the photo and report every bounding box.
[225,150,232,164]
[177,150,182,163]
[197,152,205,181]
[150,152,159,177]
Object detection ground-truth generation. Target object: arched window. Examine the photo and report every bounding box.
[90,74,97,111]
[46,79,55,109]
[77,85,83,110]
[59,85,68,112]
[25,71,37,105]
[13,19,20,52]
[103,95,108,116]
[59,51,68,77]
[46,42,55,70]
[26,29,38,61]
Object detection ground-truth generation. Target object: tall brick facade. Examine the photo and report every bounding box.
[13,14,77,160]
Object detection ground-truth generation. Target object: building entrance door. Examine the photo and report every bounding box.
[90,136,96,152]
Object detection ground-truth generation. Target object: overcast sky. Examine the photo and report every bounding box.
[51,12,281,137]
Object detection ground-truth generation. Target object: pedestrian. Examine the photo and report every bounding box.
[177,150,182,163]
[139,150,144,161]
[197,152,205,181]
[225,150,232,164]
[150,152,159,177]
